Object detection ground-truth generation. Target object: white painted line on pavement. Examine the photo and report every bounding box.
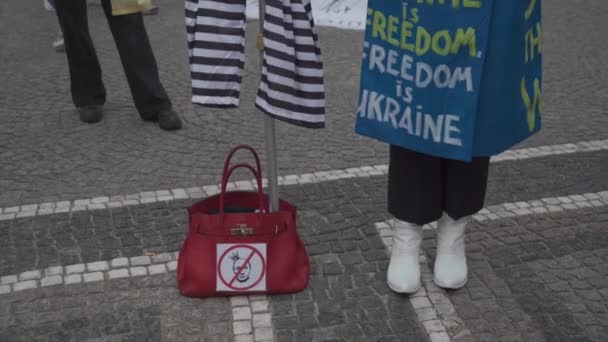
[230,295,275,342]
[1,139,605,222]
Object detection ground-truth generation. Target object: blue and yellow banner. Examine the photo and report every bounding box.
[355,0,542,161]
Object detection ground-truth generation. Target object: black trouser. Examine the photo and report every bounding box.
[388,145,490,226]
[54,0,171,116]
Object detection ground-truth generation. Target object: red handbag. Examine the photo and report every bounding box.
[177,145,310,297]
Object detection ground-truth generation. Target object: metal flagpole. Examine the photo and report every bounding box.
[257,0,280,213]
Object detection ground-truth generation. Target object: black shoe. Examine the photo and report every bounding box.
[78,105,103,123]
[158,109,182,131]
[140,112,158,122]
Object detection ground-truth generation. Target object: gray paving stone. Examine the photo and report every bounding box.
[65,264,86,275]
[87,261,109,272]
[151,253,173,264]
[108,269,129,280]
[111,258,129,268]
[147,264,167,275]
[41,275,63,287]
[0,276,17,285]
[233,307,252,321]
[0,285,10,294]
[83,272,104,283]
[130,267,148,277]
[13,280,37,292]
[64,274,82,285]
[130,256,151,266]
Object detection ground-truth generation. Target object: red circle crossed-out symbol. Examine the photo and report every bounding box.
[218,244,266,291]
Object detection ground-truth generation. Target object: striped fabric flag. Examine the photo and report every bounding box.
[185,0,326,128]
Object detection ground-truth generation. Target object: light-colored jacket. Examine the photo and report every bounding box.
[111,0,151,15]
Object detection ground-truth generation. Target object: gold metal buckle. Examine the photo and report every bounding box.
[231,224,253,237]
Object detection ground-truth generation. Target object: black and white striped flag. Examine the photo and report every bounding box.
[185,0,326,128]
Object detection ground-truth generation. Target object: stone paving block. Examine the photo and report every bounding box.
[423,320,446,334]
[0,285,11,294]
[65,274,82,285]
[171,189,189,199]
[1,275,18,285]
[108,269,129,280]
[87,261,110,272]
[13,280,37,292]
[233,321,252,335]
[253,327,273,341]
[54,207,70,214]
[251,300,269,313]
[148,264,167,275]
[416,308,439,322]
[167,261,178,272]
[16,211,36,218]
[233,307,252,321]
[0,213,16,220]
[91,197,109,204]
[235,335,254,342]
[230,296,250,307]
[252,313,272,328]
[20,204,38,211]
[111,257,129,268]
[41,275,63,287]
[73,199,90,206]
[130,267,148,277]
[151,253,173,264]
[411,297,433,310]
[130,256,151,266]
[37,208,54,215]
[83,272,104,283]
[19,270,41,281]
[65,264,86,274]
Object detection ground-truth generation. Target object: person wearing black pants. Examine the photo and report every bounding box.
[386,145,491,294]
[54,0,182,130]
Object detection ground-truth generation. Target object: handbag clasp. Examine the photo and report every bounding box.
[231,224,253,237]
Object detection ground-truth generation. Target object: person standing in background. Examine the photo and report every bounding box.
[53,0,182,130]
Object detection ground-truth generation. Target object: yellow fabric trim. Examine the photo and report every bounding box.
[111,0,151,16]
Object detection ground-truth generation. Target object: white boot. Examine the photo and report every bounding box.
[433,213,469,289]
[387,219,423,294]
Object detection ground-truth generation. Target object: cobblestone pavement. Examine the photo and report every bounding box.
[1,0,607,341]
[1,0,607,206]
[0,275,232,341]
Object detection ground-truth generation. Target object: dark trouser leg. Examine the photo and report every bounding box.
[444,156,490,220]
[388,145,490,225]
[100,0,171,117]
[54,0,106,108]
[388,145,444,225]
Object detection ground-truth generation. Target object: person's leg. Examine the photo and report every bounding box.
[434,157,491,289]
[386,146,444,294]
[54,0,105,122]
[100,0,181,129]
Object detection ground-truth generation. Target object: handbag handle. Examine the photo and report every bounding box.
[222,145,262,184]
[219,163,266,219]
